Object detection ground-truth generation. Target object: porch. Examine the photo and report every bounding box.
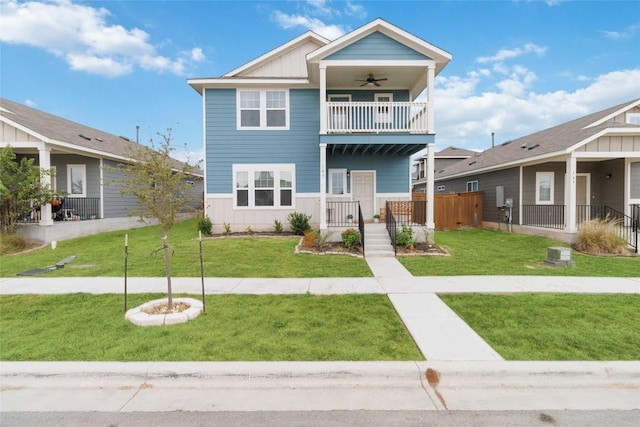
[522,204,639,253]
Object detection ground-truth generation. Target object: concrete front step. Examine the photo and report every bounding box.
[364,224,394,257]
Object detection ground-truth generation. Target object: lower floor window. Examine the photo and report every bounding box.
[466,180,478,192]
[233,164,295,208]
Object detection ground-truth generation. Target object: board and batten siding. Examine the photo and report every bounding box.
[436,167,520,224]
[204,88,320,194]
[326,31,429,60]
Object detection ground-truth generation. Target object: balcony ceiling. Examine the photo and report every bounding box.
[323,66,426,92]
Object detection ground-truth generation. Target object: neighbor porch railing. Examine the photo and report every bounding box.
[326,102,429,133]
[522,205,565,229]
[2,197,102,224]
[326,200,360,227]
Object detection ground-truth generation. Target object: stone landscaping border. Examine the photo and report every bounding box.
[125,297,203,327]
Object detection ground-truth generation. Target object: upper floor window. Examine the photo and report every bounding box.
[626,113,640,125]
[237,90,289,130]
[466,180,478,192]
[535,172,554,205]
[67,164,86,197]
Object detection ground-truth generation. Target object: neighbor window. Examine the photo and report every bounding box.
[237,89,289,129]
[67,164,86,197]
[466,180,478,192]
[626,113,640,125]
[233,164,295,208]
[329,169,347,195]
[535,172,554,204]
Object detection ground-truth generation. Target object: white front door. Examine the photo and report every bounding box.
[374,93,393,125]
[328,94,351,130]
[576,173,590,224]
[352,172,374,219]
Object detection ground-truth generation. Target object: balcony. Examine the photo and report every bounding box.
[326,102,430,134]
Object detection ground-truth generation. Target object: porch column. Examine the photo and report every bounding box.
[564,155,577,233]
[38,146,53,226]
[319,64,327,134]
[427,65,435,133]
[426,142,435,231]
[319,143,327,230]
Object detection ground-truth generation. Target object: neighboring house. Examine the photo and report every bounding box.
[412,146,476,193]
[434,99,640,250]
[0,98,204,243]
[188,18,451,236]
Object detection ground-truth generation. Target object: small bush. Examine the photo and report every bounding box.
[302,229,317,248]
[341,228,361,249]
[315,230,329,250]
[288,212,311,235]
[0,233,29,255]
[396,225,414,249]
[274,219,283,233]
[576,218,628,255]
[197,215,212,236]
[245,225,255,234]
[223,222,231,235]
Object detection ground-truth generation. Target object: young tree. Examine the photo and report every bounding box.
[112,130,199,309]
[0,146,53,234]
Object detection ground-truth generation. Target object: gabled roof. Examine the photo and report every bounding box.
[0,98,202,175]
[436,146,477,158]
[436,98,640,180]
[306,18,451,76]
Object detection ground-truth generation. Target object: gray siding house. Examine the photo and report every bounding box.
[412,146,476,193]
[434,99,640,249]
[188,19,451,234]
[0,98,203,243]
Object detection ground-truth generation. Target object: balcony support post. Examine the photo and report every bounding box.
[319,143,327,230]
[426,142,435,232]
[427,65,435,133]
[319,64,327,134]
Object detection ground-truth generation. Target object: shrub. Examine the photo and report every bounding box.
[576,218,628,255]
[0,233,29,255]
[197,215,212,236]
[288,212,311,235]
[245,225,255,234]
[302,229,317,248]
[396,225,414,249]
[223,222,231,235]
[274,219,283,233]
[315,230,329,250]
[341,228,361,248]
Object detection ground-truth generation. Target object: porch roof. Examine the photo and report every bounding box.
[321,133,433,156]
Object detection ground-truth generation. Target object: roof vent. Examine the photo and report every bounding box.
[520,143,528,149]
[119,136,130,141]
[78,134,91,140]
[95,137,103,142]
[469,161,476,166]
[501,141,512,146]
[527,144,540,150]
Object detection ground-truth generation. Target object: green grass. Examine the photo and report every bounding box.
[439,293,640,360]
[0,293,422,361]
[400,228,639,276]
[0,219,371,278]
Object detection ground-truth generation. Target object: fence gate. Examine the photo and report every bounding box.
[413,192,483,230]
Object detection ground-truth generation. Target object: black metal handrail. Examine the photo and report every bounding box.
[358,204,365,256]
[385,201,397,255]
[522,205,565,229]
[58,197,101,220]
[326,201,360,227]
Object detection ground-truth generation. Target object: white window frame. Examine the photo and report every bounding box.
[232,164,295,209]
[535,171,554,205]
[466,180,478,192]
[237,89,289,130]
[626,113,640,125]
[67,164,86,197]
[328,168,347,196]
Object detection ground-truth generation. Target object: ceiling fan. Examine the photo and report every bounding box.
[356,74,388,87]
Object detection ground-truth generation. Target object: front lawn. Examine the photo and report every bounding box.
[440,293,640,360]
[0,293,422,361]
[400,228,639,276]
[0,219,372,278]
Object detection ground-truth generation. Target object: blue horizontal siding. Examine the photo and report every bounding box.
[204,88,320,194]
[327,90,409,102]
[327,155,409,193]
[326,32,429,61]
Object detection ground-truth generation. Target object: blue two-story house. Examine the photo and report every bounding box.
[188,18,451,234]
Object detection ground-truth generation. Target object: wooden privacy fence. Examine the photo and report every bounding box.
[412,192,483,230]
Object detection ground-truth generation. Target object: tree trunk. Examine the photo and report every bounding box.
[162,232,173,309]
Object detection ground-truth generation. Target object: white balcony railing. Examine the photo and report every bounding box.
[326,101,430,134]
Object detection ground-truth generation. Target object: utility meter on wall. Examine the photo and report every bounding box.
[505,198,513,208]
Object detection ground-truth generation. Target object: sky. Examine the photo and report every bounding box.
[1,0,639,163]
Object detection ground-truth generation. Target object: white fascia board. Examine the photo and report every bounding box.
[574,151,640,159]
[188,78,311,93]
[567,127,640,152]
[225,31,330,77]
[585,100,640,128]
[319,59,433,67]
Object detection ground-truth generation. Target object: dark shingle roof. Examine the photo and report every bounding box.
[0,98,202,175]
[436,99,640,179]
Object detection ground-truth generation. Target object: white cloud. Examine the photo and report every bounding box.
[477,43,547,64]
[344,0,367,19]
[24,99,37,107]
[0,0,205,77]
[602,25,640,40]
[271,10,348,40]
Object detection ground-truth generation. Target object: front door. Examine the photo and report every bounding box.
[576,173,590,224]
[328,94,351,130]
[352,172,374,220]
